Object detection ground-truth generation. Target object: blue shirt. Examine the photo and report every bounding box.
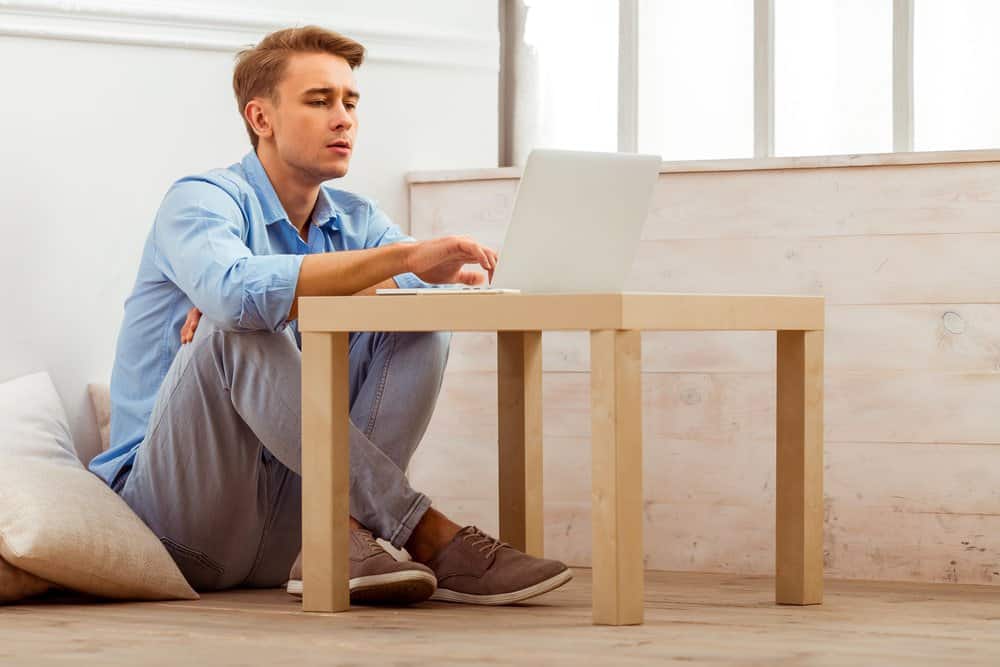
[89,151,428,484]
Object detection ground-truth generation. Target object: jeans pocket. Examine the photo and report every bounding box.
[160,537,226,591]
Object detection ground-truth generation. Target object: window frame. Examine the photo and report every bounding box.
[499,0,916,161]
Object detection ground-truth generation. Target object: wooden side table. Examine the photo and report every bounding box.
[298,292,825,626]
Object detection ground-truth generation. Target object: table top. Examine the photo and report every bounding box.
[298,292,824,333]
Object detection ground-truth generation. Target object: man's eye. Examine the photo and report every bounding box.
[309,100,327,106]
[345,103,357,111]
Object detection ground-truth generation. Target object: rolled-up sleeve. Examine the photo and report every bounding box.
[152,179,304,332]
[364,202,431,289]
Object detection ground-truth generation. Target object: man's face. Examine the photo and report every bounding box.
[263,52,359,181]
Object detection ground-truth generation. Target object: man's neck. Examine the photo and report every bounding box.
[255,145,321,240]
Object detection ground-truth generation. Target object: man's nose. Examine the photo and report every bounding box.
[331,104,353,130]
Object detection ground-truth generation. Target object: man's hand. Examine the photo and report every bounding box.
[180,307,201,344]
[405,236,498,286]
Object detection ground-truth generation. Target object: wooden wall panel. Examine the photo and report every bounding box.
[406,155,1000,585]
[446,303,1000,374]
[643,163,1000,240]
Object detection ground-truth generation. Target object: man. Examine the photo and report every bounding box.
[89,26,571,605]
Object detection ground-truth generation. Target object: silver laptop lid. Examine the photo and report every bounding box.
[491,149,661,293]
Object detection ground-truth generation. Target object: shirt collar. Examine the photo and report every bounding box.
[240,150,342,231]
[310,187,342,230]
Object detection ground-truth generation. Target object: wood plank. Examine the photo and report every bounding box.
[300,332,350,613]
[410,178,517,247]
[300,293,622,332]
[643,162,1000,240]
[446,303,1000,374]
[539,502,1000,586]
[628,235,1000,305]
[411,162,1000,243]
[421,368,1000,446]
[590,330,644,625]
[418,437,1000,514]
[5,572,1000,666]
[443,303,1000,375]
[497,331,544,556]
[824,371,1000,445]
[407,148,1000,182]
[620,293,824,331]
[775,330,824,605]
[299,293,823,333]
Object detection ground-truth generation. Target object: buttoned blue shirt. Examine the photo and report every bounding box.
[89,151,428,484]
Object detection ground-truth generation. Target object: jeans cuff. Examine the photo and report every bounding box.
[387,493,432,549]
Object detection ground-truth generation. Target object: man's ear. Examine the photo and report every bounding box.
[244,98,274,142]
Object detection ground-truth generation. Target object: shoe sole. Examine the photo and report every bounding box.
[286,570,437,605]
[429,568,573,605]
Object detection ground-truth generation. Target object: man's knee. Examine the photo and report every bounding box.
[398,331,451,367]
[186,320,298,384]
[204,322,296,356]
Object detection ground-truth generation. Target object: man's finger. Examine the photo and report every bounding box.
[457,270,485,285]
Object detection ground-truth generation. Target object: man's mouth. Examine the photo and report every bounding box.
[327,140,352,154]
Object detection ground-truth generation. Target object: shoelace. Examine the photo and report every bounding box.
[462,526,509,559]
[355,529,384,556]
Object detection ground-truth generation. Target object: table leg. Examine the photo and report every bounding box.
[590,330,643,626]
[301,332,351,613]
[497,331,544,557]
[776,330,824,605]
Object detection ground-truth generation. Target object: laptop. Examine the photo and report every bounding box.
[376,148,662,295]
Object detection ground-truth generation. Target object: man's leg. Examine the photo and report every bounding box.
[349,332,573,606]
[117,319,443,589]
[345,330,454,546]
[341,330,464,558]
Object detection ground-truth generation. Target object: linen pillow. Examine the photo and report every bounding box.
[87,382,111,452]
[0,555,52,603]
[0,371,197,602]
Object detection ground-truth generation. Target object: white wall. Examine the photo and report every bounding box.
[0,0,498,463]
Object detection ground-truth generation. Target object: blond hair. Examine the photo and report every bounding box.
[233,26,365,147]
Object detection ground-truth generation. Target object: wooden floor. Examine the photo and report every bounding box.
[3,570,1000,666]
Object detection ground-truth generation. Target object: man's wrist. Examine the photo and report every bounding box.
[396,240,418,275]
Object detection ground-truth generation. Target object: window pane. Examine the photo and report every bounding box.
[914,0,1000,151]
[522,0,618,152]
[637,0,753,160]
[775,0,892,156]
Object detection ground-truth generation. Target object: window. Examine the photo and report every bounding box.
[507,0,999,162]
[775,0,892,156]
[914,0,1000,151]
[637,0,754,160]
[521,0,618,152]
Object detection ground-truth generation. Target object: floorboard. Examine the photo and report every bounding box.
[2,570,999,665]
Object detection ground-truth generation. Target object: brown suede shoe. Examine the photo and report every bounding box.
[426,526,572,605]
[286,528,436,605]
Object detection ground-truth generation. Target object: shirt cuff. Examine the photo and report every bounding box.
[238,253,305,332]
[392,272,432,290]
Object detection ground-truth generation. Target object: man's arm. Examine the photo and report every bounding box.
[286,250,408,320]
[363,201,434,290]
[285,234,497,320]
[353,278,399,297]
[155,179,304,333]
[180,275,398,344]
[161,181,494,335]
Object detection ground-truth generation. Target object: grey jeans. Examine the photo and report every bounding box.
[113,318,450,591]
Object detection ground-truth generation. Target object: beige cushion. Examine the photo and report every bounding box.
[0,555,52,603]
[87,383,111,452]
[0,372,197,602]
